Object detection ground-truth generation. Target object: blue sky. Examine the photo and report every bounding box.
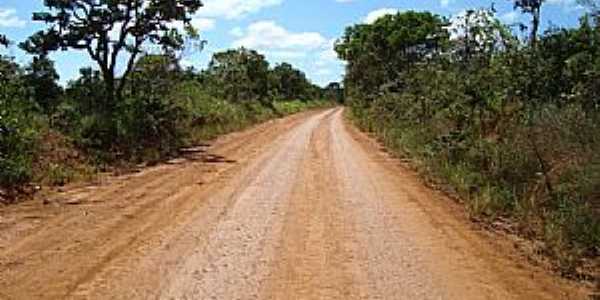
[0,0,588,86]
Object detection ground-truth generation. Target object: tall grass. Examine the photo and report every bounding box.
[349,101,600,276]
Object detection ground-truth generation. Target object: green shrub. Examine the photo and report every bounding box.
[45,163,75,186]
[116,94,188,161]
[0,65,38,193]
[342,12,600,269]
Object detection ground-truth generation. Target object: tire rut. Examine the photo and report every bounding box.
[0,108,589,300]
[0,111,323,299]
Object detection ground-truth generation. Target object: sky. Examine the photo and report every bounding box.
[0,0,589,86]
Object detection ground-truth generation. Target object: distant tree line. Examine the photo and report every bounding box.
[1,0,338,201]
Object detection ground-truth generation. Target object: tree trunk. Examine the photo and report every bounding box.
[104,73,116,114]
[531,7,541,46]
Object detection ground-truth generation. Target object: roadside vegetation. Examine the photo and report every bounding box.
[335,2,599,275]
[0,1,336,202]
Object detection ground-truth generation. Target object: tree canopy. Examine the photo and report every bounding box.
[336,6,600,270]
[205,48,271,103]
[22,0,204,108]
[270,63,314,101]
[335,11,449,100]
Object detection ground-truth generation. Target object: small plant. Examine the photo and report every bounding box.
[45,163,74,187]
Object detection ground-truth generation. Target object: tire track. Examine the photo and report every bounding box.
[0,108,588,300]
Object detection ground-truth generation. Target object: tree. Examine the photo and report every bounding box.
[0,54,20,85]
[128,53,182,98]
[335,11,449,100]
[205,48,271,103]
[23,56,62,114]
[22,0,203,112]
[64,67,107,116]
[270,63,312,101]
[513,0,545,45]
[323,82,344,103]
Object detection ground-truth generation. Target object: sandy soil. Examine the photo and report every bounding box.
[0,108,591,299]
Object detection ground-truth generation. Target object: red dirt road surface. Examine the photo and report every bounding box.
[0,108,590,299]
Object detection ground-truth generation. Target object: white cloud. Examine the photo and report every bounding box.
[363,8,399,24]
[190,17,216,32]
[168,17,217,34]
[231,21,344,86]
[0,8,26,28]
[109,16,215,42]
[270,51,307,59]
[311,38,345,85]
[316,39,340,67]
[232,21,327,51]
[198,0,282,19]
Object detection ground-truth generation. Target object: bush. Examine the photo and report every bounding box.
[116,94,188,161]
[0,58,39,195]
[339,11,600,272]
[0,111,37,194]
[1,48,331,200]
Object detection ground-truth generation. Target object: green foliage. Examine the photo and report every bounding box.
[335,11,449,101]
[22,56,62,115]
[204,48,272,103]
[170,80,330,142]
[3,30,327,197]
[339,10,600,271]
[23,0,204,120]
[0,56,37,193]
[2,3,330,200]
[44,163,75,187]
[270,62,316,101]
[0,109,36,191]
[322,82,344,103]
[201,47,324,108]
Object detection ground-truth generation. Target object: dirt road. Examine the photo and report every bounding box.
[0,108,589,299]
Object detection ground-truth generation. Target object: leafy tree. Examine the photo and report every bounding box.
[336,6,600,269]
[65,68,106,114]
[0,45,36,195]
[323,82,344,103]
[22,56,62,114]
[22,0,203,111]
[513,0,545,45]
[205,48,271,103]
[118,54,188,158]
[0,56,21,88]
[270,62,312,101]
[335,11,449,100]
[128,53,182,98]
